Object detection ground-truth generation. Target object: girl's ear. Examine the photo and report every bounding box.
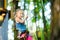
[2,13,6,17]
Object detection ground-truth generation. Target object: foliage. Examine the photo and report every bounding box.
[9,0,50,40]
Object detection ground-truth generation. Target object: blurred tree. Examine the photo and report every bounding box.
[41,0,47,40]
[32,0,50,40]
[8,0,51,40]
[40,0,49,40]
[50,0,60,40]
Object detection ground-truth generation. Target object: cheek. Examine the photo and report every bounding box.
[17,14,20,17]
[20,14,22,16]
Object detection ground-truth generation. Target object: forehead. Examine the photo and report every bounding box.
[17,10,24,14]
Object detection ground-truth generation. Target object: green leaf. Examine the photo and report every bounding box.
[43,0,49,5]
[34,7,39,14]
[9,2,14,7]
[32,17,36,22]
[25,0,30,4]
[37,14,41,20]
[33,0,37,3]
[32,14,41,23]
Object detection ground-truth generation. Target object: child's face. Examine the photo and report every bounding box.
[17,11,24,18]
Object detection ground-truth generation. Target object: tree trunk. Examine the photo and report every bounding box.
[50,0,60,40]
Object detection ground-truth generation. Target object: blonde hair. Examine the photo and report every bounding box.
[16,9,23,14]
[15,9,24,17]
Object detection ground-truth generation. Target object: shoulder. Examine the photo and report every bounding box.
[15,17,21,21]
[15,17,19,20]
[15,17,17,21]
[15,17,19,22]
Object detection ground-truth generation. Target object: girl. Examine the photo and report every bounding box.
[15,9,28,38]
